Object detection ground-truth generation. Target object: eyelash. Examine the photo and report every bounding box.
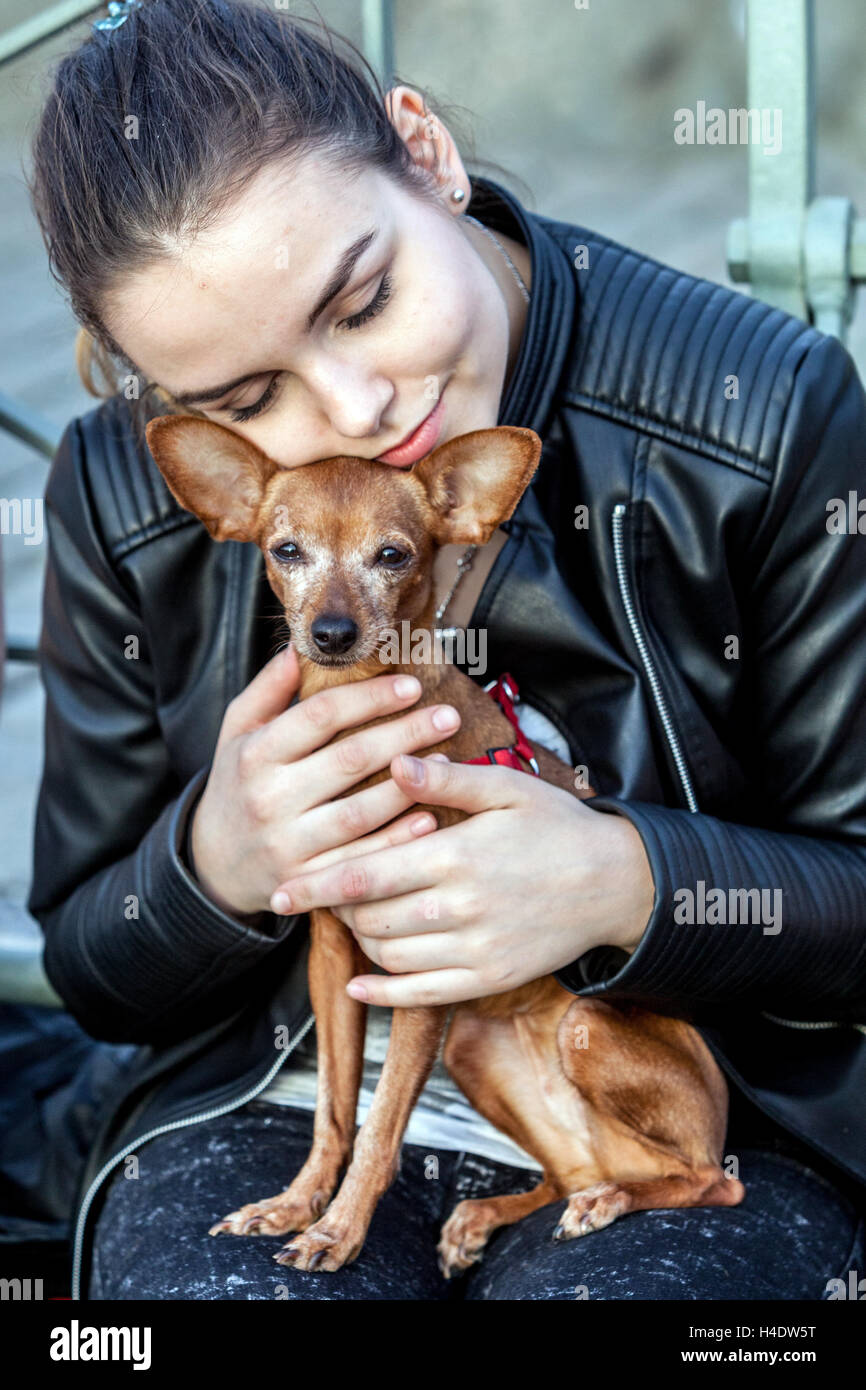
[342,269,393,332]
[227,271,394,424]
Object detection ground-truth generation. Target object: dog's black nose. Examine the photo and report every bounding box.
[311,614,358,655]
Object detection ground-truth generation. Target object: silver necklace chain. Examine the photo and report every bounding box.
[434,545,479,625]
[435,214,531,627]
[463,214,531,303]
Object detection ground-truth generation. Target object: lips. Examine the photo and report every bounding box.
[375,389,447,466]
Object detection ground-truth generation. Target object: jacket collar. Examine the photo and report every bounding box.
[468,175,577,439]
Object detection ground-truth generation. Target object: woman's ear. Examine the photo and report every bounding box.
[145,416,276,543]
[384,87,470,208]
[412,426,542,545]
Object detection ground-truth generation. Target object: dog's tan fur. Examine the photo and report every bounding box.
[146,416,745,1275]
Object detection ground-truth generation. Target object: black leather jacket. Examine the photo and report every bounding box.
[27,176,866,1298]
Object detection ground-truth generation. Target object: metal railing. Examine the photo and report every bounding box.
[726,0,866,341]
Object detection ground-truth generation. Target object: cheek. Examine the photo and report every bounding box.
[346,561,413,618]
[345,557,391,614]
[384,258,478,373]
[265,562,316,615]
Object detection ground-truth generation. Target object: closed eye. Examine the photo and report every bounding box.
[226,271,395,424]
[229,375,281,423]
[340,270,393,331]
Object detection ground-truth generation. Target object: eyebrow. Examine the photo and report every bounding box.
[167,227,380,406]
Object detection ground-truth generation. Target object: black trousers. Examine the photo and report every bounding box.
[88,1100,865,1300]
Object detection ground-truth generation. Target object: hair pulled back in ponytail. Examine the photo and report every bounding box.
[27,0,516,440]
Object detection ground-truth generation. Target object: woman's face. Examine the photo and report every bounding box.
[104,145,527,471]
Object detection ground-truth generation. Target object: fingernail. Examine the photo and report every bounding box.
[432,705,459,731]
[271,891,292,913]
[399,754,425,785]
[410,813,437,833]
[394,675,421,698]
[347,982,368,1001]
[427,753,450,763]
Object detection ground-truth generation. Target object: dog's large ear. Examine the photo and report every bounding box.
[145,416,277,543]
[411,427,542,546]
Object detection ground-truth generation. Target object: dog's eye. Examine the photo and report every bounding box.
[376,546,409,568]
[271,541,301,562]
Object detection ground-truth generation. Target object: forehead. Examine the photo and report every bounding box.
[103,155,393,384]
[261,458,426,541]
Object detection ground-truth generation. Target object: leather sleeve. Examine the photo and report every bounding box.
[27,416,305,1046]
[555,332,866,1020]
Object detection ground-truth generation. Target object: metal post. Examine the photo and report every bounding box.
[361,0,395,88]
[0,0,101,66]
[727,0,865,342]
[0,392,61,460]
[747,0,814,319]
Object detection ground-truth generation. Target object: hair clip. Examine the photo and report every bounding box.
[93,0,143,31]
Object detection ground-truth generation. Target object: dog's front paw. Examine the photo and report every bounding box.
[209,1188,327,1239]
[272,1211,366,1272]
[553,1181,631,1241]
[437,1198,498,1278]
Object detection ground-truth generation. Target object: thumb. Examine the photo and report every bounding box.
[223,643,300,737]
[390,752,530,813]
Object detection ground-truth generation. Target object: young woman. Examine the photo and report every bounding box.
[26,0,865,1300]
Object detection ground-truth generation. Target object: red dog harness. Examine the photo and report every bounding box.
[463,672,541,775]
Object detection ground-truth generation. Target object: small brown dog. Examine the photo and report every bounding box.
[146,415,745,1275]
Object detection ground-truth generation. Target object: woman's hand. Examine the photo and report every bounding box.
[189,645,454,917]
[268,754,656,1005]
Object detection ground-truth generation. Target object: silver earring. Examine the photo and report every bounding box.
[451,188,465,203]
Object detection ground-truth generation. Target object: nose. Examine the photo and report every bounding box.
[307,363,394,442]
[310,614,358,655]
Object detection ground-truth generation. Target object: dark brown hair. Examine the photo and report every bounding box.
[27,0,524,445]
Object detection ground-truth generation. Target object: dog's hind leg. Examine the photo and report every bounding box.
[553,1165,744,1240]
[209,907,367,1239]
[552,997,745,1241]
[438,1180,562,1277]
[437,987,745,1276]
[437,990,597,1277]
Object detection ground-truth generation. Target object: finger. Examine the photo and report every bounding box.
[289,701,461,809]
[295,754,447,864]
[254,671,427,765]
[390,753,532,812]
[345,967,482,1008]
[221,643,300,739]
[335,877,454,939]
[269,832,444,916]
[303,805,439,874]
[352,909,467,973]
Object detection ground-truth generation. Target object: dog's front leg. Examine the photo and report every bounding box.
[274,1003,449,1272]
[209,906,367,1239]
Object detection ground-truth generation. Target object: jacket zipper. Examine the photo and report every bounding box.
[611,504,698,813]
[611,503,864,1040]
[71,1010,315,1301]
